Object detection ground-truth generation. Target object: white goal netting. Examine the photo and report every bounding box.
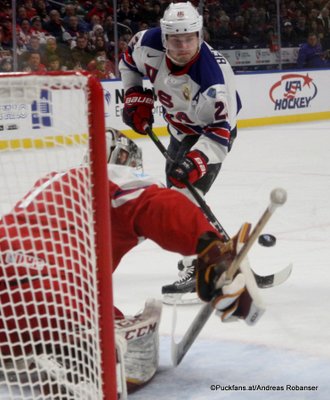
[0,73,115,400]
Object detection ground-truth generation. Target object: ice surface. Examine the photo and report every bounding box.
[1,120,330,399]
[115,120,330,399]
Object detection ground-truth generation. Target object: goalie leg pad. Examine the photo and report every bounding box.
[115,299,162,393]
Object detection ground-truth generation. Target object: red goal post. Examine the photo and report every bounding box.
[0,72,117,399]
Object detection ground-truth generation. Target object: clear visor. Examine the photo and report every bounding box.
[165,33,199,52]
[110,147,130,166]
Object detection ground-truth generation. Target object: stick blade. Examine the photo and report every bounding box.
[254,263,293,288]
[273,263,293,286]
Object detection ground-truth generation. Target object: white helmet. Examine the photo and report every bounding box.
[160,2,203,48]
[106,128,143,170]
[83,128,143,171]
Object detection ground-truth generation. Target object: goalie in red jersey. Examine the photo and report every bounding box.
[0,129,253,395]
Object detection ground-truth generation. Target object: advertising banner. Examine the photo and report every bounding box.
[1,68,329,145]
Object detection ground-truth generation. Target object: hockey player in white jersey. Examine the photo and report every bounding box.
[119,2,242,303]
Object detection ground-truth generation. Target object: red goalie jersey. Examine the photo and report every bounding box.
[0,164,218,355]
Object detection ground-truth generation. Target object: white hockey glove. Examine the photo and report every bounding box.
[196,227,265,324]
[211,272,246,322]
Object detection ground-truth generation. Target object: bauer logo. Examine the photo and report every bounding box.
[269,73,317,111]
[31,89,53,129]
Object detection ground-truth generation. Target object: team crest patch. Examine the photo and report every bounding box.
[206,88,217,98]
[182,85,191,101]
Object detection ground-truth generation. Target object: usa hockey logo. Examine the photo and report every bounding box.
[31,89,53,128]
[269,74,317,111]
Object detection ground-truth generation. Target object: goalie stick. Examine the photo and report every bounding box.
[171,187,287,366]
[253,263,292,288]
[163,262,293,305]
[144,126,292,289]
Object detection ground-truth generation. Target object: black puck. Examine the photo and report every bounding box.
[258,234,276,247]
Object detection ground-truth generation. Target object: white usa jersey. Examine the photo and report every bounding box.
[119,27,242,164]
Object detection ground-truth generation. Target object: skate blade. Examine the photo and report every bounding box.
[162,292,202,306]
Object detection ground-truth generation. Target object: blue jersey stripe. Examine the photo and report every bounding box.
[189,45,226,90]
[141,27,164,51]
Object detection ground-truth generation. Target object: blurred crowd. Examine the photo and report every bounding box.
[1,0,330,75]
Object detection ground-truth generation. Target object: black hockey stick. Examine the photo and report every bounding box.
[144,126,230,239]
[144,126,292,289]
[171,188,287,366]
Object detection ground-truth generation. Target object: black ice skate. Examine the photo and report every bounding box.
[161,257,201,305]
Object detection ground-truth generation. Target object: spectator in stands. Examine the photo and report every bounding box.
[87,54,116,79]
[65,15,89,40]
[34,0,51,24]
[103,15,115,44]
[23,0,37,20]
[150,2,163,27]
[17,18,33,48]
[296,32,330,68]
[16,6,29,24]
[88,23,105,46]
[96,48,116,74]
[88,14,102,31]
[287,0,299,21]
[0,2,11,21]
[207,12,233,49]
[0,56,12,72]
[46,54,64,71]
[308,18,325,39]
[230,15,250,48]
[62,31,76,49]
[62,3,78,27]
[41,36,72,69]
[62,2,89,32]
[91,34,108,54]
[138,1,156,25]
[43,10,66,40]
[281,20,299,47]
[0,25,6,51]
[86,0,112,24]
[0,16,13,50]
[30,16,48,43]
[19,34,42,67]
[137,21,150,32]
[71,34,93,69]
[117,39,128,60]
[248,9,271,48]
[17,36,28,57]
[318,7,330,38]
[117,0,137,25]
[3,0,330,74]
[26,35,42,52]
[318,5,330,49]
[295,14,309,43]
[24,51,46,71]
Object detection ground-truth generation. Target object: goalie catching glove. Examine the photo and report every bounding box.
[196,230,256,323]
[123,86,154,134]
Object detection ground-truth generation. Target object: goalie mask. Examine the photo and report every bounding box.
[160,2,203,51]
[106,128,143,170]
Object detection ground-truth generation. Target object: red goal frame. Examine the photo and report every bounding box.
[0,71,117,399]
